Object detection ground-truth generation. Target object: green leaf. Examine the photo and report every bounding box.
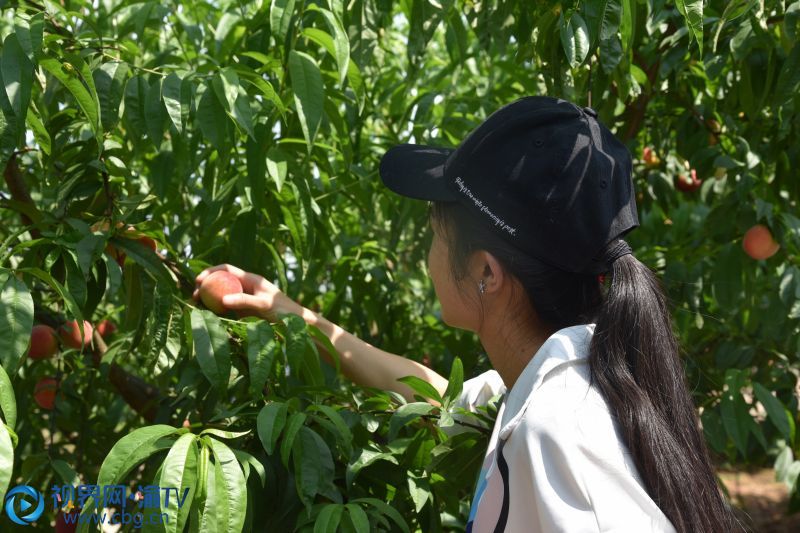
[210,69,252,139]
[50,458,81,486]
[122,73,145,135]
[292,426,332,506]
[786,2,800,42]
[307,4,350,85]
[346,446,398,486]
[344,503,370,533]
[17,267,84,335]
[442,357,464,409]
[388,403,436,441]
[308,404,353,456]
[720,369,749,457]
[711,244,744,310]
[397,375,443,404]
[94,61,129,132]
[266,146,288,193]
[162,72,186,134]
[675,0,704,53]
[314,504,344,533]
[145,77,167,147]
[583,0,622,47]
[559,12,590,69]
[257,402,288,455]
[111,236,173,286]
[288,50,324,154]
[712,0,757,53]
[753,382,795,445]
[233,92,255,139]
[97,425,178,486]
[620,0,635,53]
[190,309,232,391]
[75,425,178,531]
[39,57,100,139]
[235,67,285,115]
[600,33,623,73]
[14,13,43,63]
[407,473,430,513]
[350,498,410,533]
[197,84,230,153]
[1,34,34,124]
[775,44,800,106]
[26,106,50,155]
[247,321,278,399]
[198,448,220,533]
[0,273,33,374]
[208,438,247,533]
[63,251,87,309]
[0,422,12,507]
[212,68,239,114]
[199,428,251,440]
[280,412,306,468]
[283,312,308,377]
[0,364,16,429]
[158,433,199,533]
[346,57,366,115]
[270,0,298,44]
[232,449,266,487]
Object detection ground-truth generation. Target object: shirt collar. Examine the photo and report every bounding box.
[498,323,596,440]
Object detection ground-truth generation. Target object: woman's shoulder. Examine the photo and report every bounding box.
[456,368,507,412]
[514,359,642,478]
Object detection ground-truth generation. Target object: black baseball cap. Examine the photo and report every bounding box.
[378,95,639,275]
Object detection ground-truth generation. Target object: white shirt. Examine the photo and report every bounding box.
[445,323,677,533]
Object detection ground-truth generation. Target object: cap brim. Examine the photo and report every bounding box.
[379,144,458,202]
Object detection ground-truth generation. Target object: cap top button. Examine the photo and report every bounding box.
[583,106,598,118]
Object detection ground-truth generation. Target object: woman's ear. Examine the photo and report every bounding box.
[476,250,504,293]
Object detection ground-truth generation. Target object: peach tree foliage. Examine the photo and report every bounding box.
[0,0,798,531]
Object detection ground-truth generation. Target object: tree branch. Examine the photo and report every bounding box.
[91,330,161,422]
[3,153,42,238]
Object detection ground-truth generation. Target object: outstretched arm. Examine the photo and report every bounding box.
[194,264,450,404]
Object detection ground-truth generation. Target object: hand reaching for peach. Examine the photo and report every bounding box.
[193,264,305,322]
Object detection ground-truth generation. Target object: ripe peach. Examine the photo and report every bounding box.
[29,325,59,360]
[34,377,58,410]
[137,236,158,252]
[743,224,780,260]
[642,147,661,168]
[93,222,157,266]
[96,319,116,339]
[199,271,244,314]
[676,169,702,192]
[59,320,94,350]
[55,508,80,533]
[105,243,126,267]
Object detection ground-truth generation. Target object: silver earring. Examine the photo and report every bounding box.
[478,279,486,294]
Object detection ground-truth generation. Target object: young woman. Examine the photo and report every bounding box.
[195,96,742,532]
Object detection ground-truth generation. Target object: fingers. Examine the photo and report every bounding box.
[220,293,269,319]
[241,272,275,294]
[195,264,272,295]
[195,263,246,285]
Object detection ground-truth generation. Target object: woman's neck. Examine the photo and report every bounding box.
[478,316,555,390]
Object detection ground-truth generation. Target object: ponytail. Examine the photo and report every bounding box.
[589,254,742,533]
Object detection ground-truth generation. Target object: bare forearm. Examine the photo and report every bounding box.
[295,307,449,404]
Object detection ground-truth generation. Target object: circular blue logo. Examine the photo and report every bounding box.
[4,485,45,526]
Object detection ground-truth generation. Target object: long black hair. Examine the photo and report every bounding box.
[428,200,743,533]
